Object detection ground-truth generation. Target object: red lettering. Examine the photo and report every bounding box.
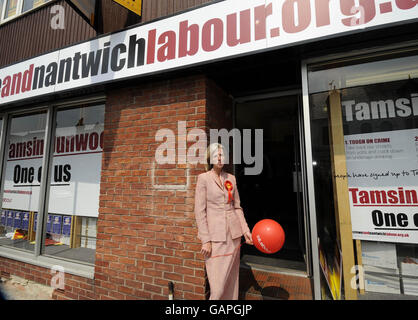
[66,136,74,153]
[89,132,99,150]
[1,64,34,98]
[9,143,15,159]
[36,139,44,156]
[100,132,104,150]
[405,189,418,204]
[178,20,199,58]
[349,188,359,203]
[398,187,405,203]
[370,190,387,204]
[359,190,370,204]
[146,29,157,64]
[1,76,11,98]
[26,141,33,157]
[315,0,331,27]
[395,0,417,9]
[202,19,224,52]
[282,0,311,33]
[75,133,89,151]
[340,0,376,27]
[349,188,417,205]
[22,64,34,93]
[56,136,65,153]
[226,9,251,47]
[387,190,398,204]
[157,31,176,62]
[254,3,273,41]
[11,73,22,96]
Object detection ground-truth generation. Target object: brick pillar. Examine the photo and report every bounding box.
[95,75,211,300]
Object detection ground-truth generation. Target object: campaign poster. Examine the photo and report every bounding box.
[13,211,22,229]
[341,80,418,244]
[0,211,6,226]
[46,215,52,233]
[3,124,103,218]
[6,211,14,227]
[21,212,30,231]
[52,215,62,235]
[62,216,72,236]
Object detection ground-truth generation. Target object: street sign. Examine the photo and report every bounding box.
[113,0,142,16]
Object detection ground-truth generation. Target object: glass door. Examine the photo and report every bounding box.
[235,93,309,273]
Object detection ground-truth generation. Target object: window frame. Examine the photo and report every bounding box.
[0,94,104,278]
[301,40,418,300]
[0,0,54,25]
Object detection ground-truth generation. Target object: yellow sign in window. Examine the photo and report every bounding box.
[113,0,142,16]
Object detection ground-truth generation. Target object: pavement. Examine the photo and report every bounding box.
[0,276,53,300]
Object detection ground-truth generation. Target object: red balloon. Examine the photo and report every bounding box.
[252,219,285,254]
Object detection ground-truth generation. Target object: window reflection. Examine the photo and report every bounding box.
[22,0,49,13]
[0,112,47,252]
[308,54,418,94]
[308,52,418,299]
[42,105,104,264]
[4,0,18,19]
[1,0,51,20]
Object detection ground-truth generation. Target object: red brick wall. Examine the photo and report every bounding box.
[94,74,210,300]
[0,74,233,300]
[0,256,95,300]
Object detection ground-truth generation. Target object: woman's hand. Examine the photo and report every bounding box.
[201,241,212,258]
[244,232,253,245]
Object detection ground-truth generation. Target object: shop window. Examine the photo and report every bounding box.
[42,105,104,265]
[0,112,47,253]
[0,104,103,267]
[308,50,418,299]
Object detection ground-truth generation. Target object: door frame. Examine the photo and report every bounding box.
[233,89,316,280]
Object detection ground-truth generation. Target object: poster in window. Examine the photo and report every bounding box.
[62,216,71,236]
[13,211,22,229]
[3,124,103,218]
[6,211,14,227]
[33,213,37,230]
[340,79,418,244]
[52,215,62,234]
[21,212,30,230]
[1,211,6,226]
[46,215,52,233]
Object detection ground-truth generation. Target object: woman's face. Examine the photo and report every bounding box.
[211,147,225,170]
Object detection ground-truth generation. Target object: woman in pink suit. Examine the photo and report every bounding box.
[194,143,253,300]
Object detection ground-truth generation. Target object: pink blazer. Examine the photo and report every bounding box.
[194,170,250,244]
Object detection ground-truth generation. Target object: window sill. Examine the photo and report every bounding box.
[0,246,94,279]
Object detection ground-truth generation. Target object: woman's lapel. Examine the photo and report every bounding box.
[210,170,228,191]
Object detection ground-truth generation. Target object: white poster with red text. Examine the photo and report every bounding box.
[345,129,418,244]
[341,79,418,244]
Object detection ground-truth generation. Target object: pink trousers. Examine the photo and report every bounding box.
[205,222,241,300]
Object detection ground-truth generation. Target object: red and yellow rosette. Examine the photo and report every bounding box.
[224,180,234,203]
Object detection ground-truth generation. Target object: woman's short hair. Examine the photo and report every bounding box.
[205,143,225,171]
